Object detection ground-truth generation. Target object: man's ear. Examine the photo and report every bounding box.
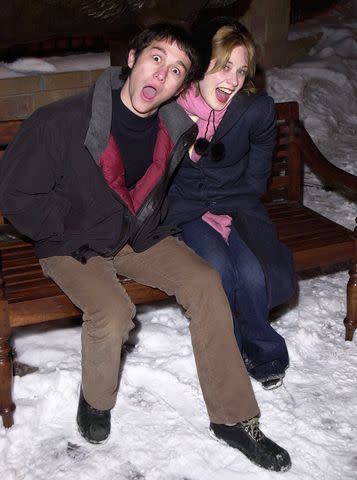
[127,49,136,69]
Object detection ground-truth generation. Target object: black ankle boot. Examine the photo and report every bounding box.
[247,359,286,390]
[77,389,111,444]
[210,416,291,472]
[261,376,284,390]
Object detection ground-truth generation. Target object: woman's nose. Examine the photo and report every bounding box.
[228,72,239,87]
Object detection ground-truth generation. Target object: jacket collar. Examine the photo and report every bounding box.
[212,90,266,142]
[159,101,196,144]
[85,67,123,165]
[85,67,196,164]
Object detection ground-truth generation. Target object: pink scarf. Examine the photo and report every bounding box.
[177,84,227,161]
[177,84,232,242]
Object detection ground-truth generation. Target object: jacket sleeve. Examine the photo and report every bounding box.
[0,114,71,241]
[236,95,277,199]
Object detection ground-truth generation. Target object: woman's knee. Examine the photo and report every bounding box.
[184,233,235,287]
[236,257,266,292]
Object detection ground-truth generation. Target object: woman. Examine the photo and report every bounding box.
[165,18,296,389]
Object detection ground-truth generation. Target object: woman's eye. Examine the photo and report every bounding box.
[223,65,230,72]
[172,67,181,76]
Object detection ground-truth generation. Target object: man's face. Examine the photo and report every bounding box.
[120,39,191,117]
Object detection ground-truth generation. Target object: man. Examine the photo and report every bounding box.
[0,24,291,472]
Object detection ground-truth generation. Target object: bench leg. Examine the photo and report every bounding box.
[344,261,357,341]
[0,300,15,427]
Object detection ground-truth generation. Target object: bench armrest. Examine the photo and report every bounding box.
[291,121,357,193]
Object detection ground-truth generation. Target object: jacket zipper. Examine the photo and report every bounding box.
[129,137,188,245]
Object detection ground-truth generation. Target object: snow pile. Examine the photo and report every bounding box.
[1,58,57,74]
[1,9,357,480]
[267,11,357,228]
[0,52,110,79]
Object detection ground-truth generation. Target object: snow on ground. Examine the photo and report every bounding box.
[1,8,357,480]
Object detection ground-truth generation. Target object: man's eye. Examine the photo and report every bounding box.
[172,67,181,76]
[153,55,161,62]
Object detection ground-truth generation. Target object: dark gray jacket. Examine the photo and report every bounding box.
[0,68,197,262]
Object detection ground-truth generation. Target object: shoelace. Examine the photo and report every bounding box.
[241,417,264,441]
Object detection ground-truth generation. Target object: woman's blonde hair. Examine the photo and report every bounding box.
[208,24,257,94]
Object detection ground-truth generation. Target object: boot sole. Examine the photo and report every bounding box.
[77,422,110,445]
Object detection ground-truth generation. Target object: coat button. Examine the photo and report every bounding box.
[198,182,204,188]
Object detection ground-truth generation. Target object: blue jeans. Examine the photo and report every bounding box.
[182,218,289,381]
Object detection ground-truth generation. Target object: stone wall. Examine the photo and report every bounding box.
[241,0,291,68]
[0,69,103,121]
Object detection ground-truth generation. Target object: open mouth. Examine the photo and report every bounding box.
[142,85,158,101]
[215,87,234,104]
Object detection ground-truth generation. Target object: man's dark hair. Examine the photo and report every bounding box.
[121,23,202,88]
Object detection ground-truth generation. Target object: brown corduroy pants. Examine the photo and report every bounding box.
[40,236,259,424]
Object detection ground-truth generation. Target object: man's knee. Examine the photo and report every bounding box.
[183,261,224,299]
[83,298,136,344]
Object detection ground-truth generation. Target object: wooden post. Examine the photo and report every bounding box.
[344,219,357,341]
[0,298,15,428]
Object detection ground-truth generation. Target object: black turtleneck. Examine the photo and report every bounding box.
[111,89,159,189]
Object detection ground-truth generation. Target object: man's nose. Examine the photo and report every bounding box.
[154,66,169,82]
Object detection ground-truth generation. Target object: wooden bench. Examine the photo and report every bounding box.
[0,101,356,429]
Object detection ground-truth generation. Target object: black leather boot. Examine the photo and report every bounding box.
[210,416,291,472]
[77,389,111,444]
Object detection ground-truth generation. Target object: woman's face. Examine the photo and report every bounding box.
[198,44,249,111]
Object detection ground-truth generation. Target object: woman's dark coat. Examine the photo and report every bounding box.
[166,91,296,309]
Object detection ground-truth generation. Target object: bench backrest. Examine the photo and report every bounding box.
[0,101,303,224]
[265,101,302,204]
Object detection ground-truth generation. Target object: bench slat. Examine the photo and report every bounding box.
[284,235,353,252]
[6,283,169,308]
[1,264,42,277]
[2,248,36,260]
[276,220,349,237]
[3,272,44,284]
[294,242,354,271]
[2,258,42,270]
[7,284,64,303]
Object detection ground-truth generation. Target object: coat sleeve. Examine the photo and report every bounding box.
[0,114,71,241]
[237,95,277,199]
